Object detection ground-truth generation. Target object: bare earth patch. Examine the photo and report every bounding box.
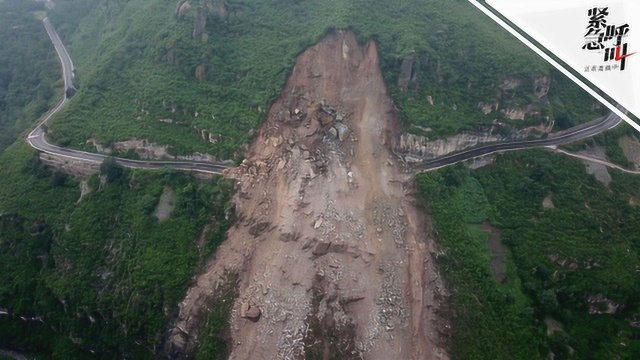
[542,192,555,209]
[619,135,640,170]
[77,180,91,203]
[544,317,564,336]
[154,186,176,221]
[482,222,507,283]
[578,145,611,186]
[164,30,449,360]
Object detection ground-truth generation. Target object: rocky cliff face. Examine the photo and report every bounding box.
[397,132,503,161]
[395,119,554,161]
[398,52,416,92]
[175,0,191,17]
[534,75,550,98]
[172,0,227,80]
[86,138,220,163]
[192,6,207,40]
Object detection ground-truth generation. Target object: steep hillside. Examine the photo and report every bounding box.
[0,0,61,152]
[418,151,640,359]
[45,0,602,161]
[2,1,632,359]
[0,142,232,359]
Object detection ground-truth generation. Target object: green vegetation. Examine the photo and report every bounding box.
[418,151,640,359]
[44,0,600,160]
[0,0,61,152]
[562,123,636,169]
[192,272,237,360]
[0,142,233,358]
[0,1,630,359]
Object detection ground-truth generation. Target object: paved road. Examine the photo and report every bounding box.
[28,18,625,176]
[418,109,622,171]
[28,18,231,175]
[42,17,74,92]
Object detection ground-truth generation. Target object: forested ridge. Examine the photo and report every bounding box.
[0,0,60,152]
[44,0,601,160]
[418,151,640,359]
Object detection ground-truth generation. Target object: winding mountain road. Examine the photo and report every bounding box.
[28,18,628,176]
[418,110,623,171]
[28,18,231,175]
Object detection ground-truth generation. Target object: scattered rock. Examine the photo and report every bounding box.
[339,295,365,305]
[249,222,270,236]
[321,105,335,115]
[501,108,526,120]
[334,122,351,141]
[240,302,261,321]
[328,243,346,254]
[279,232,300,243]
[312,241,332,256]
[302,237,317,250]
[327,127,338,139]
[587,294,621,315]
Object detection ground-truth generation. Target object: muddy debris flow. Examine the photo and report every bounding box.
[165,30,450,360]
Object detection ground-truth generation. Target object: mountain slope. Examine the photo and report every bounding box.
[45,0,602,161]
[0,0,60,152]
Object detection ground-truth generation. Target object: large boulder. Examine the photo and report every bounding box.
[240,302,261,320]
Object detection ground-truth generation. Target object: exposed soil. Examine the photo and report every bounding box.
[164,30,449,360]
[544,317,564,336]
[77,180,91,203]
[481,222,507,283]
[619,135,640,169]
[578,145,611,186]
[542,192,554,209]
[39,152,99,178]
[154,186,176,221]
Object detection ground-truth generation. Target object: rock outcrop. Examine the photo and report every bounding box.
[240,302,261,320]
[192,6,207,40]
[534,75,550,98]
[195,64,206,81]
[397,132,503,161]
[175,0,192,17]
[85,138,220,163]
[39,153,100,178]
[396,119,554,161]
[398,52,416,92]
